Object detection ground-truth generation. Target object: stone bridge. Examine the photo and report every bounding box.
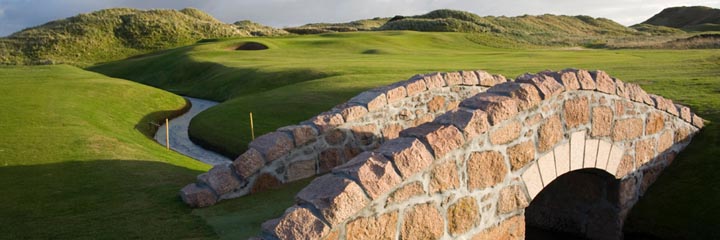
[180,69,703,239]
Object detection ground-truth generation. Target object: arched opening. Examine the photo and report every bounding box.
[525,168,622,240]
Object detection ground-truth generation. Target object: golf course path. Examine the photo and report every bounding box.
[155,97,232,165]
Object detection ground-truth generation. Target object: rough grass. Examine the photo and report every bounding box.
[89,31,720,238]
[0,8,289,66]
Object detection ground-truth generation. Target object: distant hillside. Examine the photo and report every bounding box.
[641,6,720,31]
[0,8,282,66]
[284,18,389,34]
[234,20,290,36]
[377,9,643,46]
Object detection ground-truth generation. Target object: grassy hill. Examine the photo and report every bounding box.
[0,65,310,239]
[0,8,284,66]
[284,17,390,34]
[641,6,720,31]
[0,65,212,238]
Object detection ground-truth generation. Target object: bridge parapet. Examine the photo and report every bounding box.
[258,69,703,240]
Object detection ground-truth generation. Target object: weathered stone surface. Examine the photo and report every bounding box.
[333,152,402,199]
[498,185,530,214]
[563,96,589,128]
[477,70,497,87]
[471,215,525,240]
[489,120,522,145]
[401,202,444,240]
[584,139,600,169]
[522,163,543,199]
[508,141,534,171]
[264,206,329,240]
[590,70,615,94]
[649,94,679,116]
[400,123,464,159]
[287,160,316,182]
[612,118,643,141]
[537,151,557,185]
[467,151,507,190]
[692,114,705,128]
[591,106,613,137]
[538,115,563,152]
[375,137,434,178]
[516,73,564,99]
[645,112,664,135]
[436,109,489,139]
[550,70,581,90]
[180,183,218,208]
[296,174,369,225]
[429,161,460,193]
[404,78,427,96]
[658,130,674,153]
[346,211,398,240]
[350,124,377,146]
[249,132,294,162]
[461,70,480,85]
[201,164,242,195]
[448,196,480,235]
[310,112,345,133]
[428,96,446,112]
[635,138,656,165]
[319,148,344,173]
[677,104,692,122]
[349,91,387,112]
[460,93,519,125]
[381,85,408,103]
[616,154,635,178]
[387,181,425,205]
[421,72,446,89]
[572,69,596,90]
[625,83,654,105]
[614,78,628,98]
[325,129,346,146]
[341,105,369,122]
[569,130,586,171]
[444,72,463,85]
[554,142,571,177]
[640,164,663,194]
[279,125,318,146]
[251,173,282,193]
[488,82,542,110]
[382,123,403,141]
[233,148,265,178]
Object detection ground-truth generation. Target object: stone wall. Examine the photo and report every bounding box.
[259,69,703,240]
[180,71,510,207]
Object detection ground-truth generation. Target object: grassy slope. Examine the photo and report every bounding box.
[0,8,256,66]
[90,31,720,238]
[642,6,720,31]
[0,65,306,239]
[0,65,210,239]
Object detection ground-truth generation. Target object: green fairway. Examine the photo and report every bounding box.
[0,65,309,239]
[90,31,720,238]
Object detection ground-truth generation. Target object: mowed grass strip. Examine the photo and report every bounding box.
[0,65,308,239]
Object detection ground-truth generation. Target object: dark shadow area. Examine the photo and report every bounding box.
[623,122,719,240]
[135,98,191,139]
[526,169,621,240]
[235,42,269,50]
[0,160,214,239]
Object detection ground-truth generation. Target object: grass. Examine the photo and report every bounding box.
[0,65,305,239]
[89,31,720,238]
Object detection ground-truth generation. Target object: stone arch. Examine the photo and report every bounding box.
[254,68,703,240]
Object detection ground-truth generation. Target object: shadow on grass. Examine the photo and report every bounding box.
[0,160,214,239]
[624,119,720,240]
[135,98,192,139]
